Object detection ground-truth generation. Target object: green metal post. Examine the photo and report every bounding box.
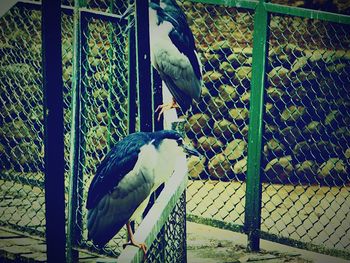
[67,0,87,262]
[128,0,137,134]
[244,0,270,252]
[107,11,116,149]
[42,0,66,262]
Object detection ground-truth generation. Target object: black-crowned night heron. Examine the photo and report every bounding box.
[149,0,203,120]
[86,130,199,255]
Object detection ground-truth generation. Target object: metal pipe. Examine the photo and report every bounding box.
[67,0,87,262]
[127,0,137,135]
[42,0,66,261]
[135,0,153,132]
[244,0,270,252]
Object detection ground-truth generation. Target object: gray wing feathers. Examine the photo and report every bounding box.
[87,170,154,247]
[156,50,202,101]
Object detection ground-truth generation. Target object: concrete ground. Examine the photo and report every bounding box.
[186,221,350,263]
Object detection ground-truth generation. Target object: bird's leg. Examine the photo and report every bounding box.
[123,221,147,257]
[155,98,179,121]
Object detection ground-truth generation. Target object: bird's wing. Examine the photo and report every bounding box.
[166,13,202,81]
[154,6,202,111]
[160,72,193,111]
[86,132,150,210]
[87,166,154,247]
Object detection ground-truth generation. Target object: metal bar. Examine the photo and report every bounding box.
[182,191,187,263]
[189,0,258,10]
[66,0,87,262]
[265,2,350,24]
[80,8,128,23]
[42,0,66,262]
[18,1,73,12]
[128,3,137,135]
[135,0,153,132]
[244,0,270,252]
[0,223,46,239]
[0,173,45,189]
[0,0,18,18]
[117,156,188,262]
[187,214,246,233]
[107,2,117,148]
[18,1,129,23]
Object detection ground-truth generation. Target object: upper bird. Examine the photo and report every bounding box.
[86,130,200,255]
[149,0,203,120]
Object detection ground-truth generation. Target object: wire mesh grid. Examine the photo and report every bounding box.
[179,1,254,228]
[0,5,45,235]
[144,192,187,263]
[62,12,74,187]
[61,0,129,14]
[261,13,350,251]
[0,1,188,260]
[1,0,350,260]
[269,0,350,16]
[74,13,130,256]
[0,0,131,253]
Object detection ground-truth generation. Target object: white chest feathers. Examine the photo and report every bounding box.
[136,139,185,187]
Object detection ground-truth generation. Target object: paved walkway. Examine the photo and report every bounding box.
[187,221,350,263]
[1,222,349,262]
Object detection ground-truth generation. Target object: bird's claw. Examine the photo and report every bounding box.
[123,241,147,259]
[155,101,179,121]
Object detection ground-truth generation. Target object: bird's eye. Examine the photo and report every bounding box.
[177,138,184,146]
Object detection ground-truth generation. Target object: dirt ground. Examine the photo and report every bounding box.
[186,221,350,263]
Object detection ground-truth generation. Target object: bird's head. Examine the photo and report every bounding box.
[151,130,201,158]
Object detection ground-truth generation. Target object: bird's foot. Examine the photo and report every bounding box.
[123,241,147,258]
[155,100,179,121]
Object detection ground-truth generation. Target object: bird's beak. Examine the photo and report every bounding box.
[182,144,202,158]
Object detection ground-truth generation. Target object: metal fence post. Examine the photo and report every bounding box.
[135,0,153,132]
[245,0,270,252]
[67,0,87,262]
[42,0,66,262]
[128,0,137,135]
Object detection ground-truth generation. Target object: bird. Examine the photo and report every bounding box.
[86,130,200,255]
[148,0,203,120]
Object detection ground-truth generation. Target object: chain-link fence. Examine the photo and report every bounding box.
[69,4,130,257]
[180,0,350,258]
[180,1,254,231]
[0,0,188,261]
[261,12,350,252]
[1,0,350,261]
[145,193,187,263]
[0,4,45,236]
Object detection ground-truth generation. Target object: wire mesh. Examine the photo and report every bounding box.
[179,0,254,229]
[0,5,45,235]
[262,13,350,251]
[0,0,131,254]
[145,192,187,263]
[269,0,350,16]
[1,0,350,260]
[75,12,130,256]
[179,0,350,256]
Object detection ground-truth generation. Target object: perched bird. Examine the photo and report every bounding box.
[86,130,200,255]
[149,0,203,120]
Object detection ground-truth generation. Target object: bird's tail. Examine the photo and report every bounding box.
[163,75,192,112]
